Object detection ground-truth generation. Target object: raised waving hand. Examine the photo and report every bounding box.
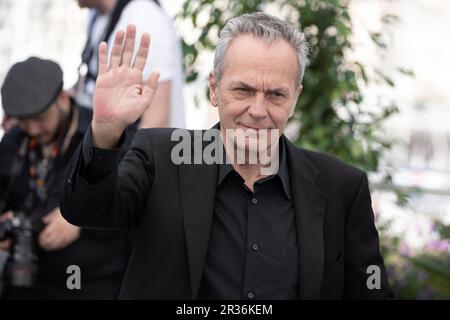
[91,24,160,148]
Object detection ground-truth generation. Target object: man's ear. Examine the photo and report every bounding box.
[296,84,303,99]
[289,84,303,118]
[58,90,68,102]
[209,72,218,108]
[56,91,70,112]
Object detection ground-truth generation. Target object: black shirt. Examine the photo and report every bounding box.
[199,139,299,299]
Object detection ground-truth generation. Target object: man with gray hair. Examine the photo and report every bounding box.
[61,12,393,299]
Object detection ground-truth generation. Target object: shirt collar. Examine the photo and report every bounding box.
[216,135,291,200]
[276,137,291,199]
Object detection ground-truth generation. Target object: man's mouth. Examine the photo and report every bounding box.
[239,124,263,131]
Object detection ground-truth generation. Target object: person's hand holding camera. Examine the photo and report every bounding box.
[0,211,13,251]
[38,207,80,251]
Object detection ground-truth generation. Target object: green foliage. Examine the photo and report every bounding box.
[177,0,404,171]
[379,219,450,299]
[434,220,450,239]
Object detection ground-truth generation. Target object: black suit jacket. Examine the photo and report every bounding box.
[61,126,393,299]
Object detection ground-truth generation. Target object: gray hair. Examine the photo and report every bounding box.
[214,12,309,88]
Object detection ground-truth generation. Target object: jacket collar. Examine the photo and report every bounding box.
[283,136,328,299]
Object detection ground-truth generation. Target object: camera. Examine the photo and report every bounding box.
[0,211,38,287]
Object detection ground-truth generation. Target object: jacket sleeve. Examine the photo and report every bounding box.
[0,128,21,211]
[344,172,394,299]
[0,138,7,205]
[60,127,154,231]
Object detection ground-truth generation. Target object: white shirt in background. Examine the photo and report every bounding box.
[83,0,186,128]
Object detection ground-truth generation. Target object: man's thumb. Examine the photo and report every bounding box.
[145,71,160,93]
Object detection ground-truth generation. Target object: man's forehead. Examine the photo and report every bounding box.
[225,34,296,59]
[228,80,291,93]
[221,35,298,82]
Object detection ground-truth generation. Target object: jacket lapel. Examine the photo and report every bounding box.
[179,128,218,299]
[284,137,328,299]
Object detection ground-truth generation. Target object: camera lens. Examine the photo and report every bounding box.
[2,213,39,287]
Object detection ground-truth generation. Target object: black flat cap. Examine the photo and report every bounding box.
[1,57,63,118]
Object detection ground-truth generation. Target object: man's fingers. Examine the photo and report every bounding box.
[38,235,50,250]
[42,210,57,224]
[142,71,160,104]
[39,222,57,243]
[40,237,56,251]
[133,33,150,71]
[38,233,49,249]
[42,215,50,224]
[0,239,12,251]
[39,228,50,244]
[0,211,13,222]
[39,229,58,251]
[42,213,53,224]
[121,24,136,66]
[110,30,125,69]
[145,71,160,91]
[98,41,108,75]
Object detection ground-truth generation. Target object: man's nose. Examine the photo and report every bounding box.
[21,121,40,137]
[247,93,268,120]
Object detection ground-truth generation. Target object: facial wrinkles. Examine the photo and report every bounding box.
[257,74,288,97]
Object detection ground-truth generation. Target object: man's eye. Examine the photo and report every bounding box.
[270,92,284,98]
[236,88,248,92]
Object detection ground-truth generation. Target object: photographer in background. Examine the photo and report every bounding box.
[0,57,131,299]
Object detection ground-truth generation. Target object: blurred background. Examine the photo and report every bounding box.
[0,0,449,299]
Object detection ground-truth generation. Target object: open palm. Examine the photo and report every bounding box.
[93,24,159,131]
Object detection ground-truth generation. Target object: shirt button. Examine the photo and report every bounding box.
[252,243,259,251]
[251,198,258,205]
[247,291,255,299]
